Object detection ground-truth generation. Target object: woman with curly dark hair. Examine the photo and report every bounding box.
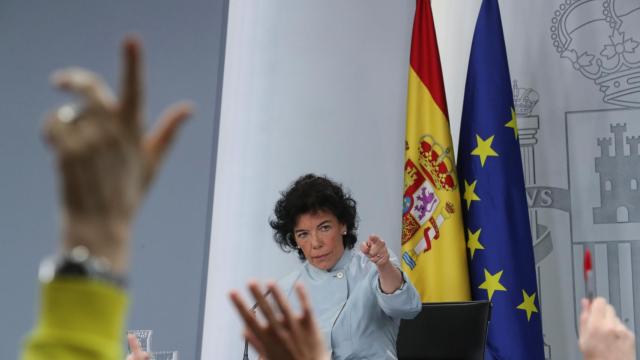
[269,174,421,359]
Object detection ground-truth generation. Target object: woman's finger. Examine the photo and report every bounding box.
[128,334,141,353]
[119,36,144,135]
[52,68,116,109]
[605,302,617,321]
[368,234,381,245]
[580,298,590,312]
[269,282,296,330]
[142,101,192,187]
[295,283,316,328]
[359,241,370,255]
[244,329,267,359]
[589,297,608,324]
[579,298,591,333]
[368,246,383,258]
[249,282,282,331]
[368,239,386,257]
[127,334,150,360]
[229,290,264,337]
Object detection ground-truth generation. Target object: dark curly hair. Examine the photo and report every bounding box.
[269,174,358,260]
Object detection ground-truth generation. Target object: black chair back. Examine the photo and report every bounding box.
[396,301,491,360]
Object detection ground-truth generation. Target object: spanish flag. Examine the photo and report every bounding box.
[401,0,470,302]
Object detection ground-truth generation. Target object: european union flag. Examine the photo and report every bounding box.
[457,0,545,358]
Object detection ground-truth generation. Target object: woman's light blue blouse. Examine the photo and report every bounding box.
[279,248,422,360]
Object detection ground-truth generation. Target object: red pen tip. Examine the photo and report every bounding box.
[584,248,592,276]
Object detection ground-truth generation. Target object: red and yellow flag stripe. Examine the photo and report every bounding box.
[401,0,470,302]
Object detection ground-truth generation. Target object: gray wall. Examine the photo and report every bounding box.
[0,1,226,359]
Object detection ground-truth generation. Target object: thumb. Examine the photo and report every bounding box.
[579,298,591,334]
[368,234,381,245]
[128,334,141,352]
[360,241,370,255]
[142,101,192,188]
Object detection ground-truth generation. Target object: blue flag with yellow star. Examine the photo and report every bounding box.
[457,0,545,358]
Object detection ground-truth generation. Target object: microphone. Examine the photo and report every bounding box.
[242,288,273,360]
[584,247,594,301]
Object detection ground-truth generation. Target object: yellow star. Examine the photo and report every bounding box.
[516,290,539,321]
[467,228,484,259]
[505,108,518,139]
[463,180,481,209]
[478,269,507,301]
[471,134,499,167]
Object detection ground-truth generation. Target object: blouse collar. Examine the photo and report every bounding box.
[306,248,353,277]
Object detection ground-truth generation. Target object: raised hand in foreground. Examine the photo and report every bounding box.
[44,37,191,275]
[579,297,635,360]
[230,282,330,360]
[23,37,191,360]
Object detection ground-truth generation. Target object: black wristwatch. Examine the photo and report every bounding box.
[38,245,127,288]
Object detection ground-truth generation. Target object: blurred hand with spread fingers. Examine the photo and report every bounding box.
[43,37,192,275]
[230,282,330,360]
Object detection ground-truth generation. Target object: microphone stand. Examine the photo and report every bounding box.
[241,288,272,360]
[243,340,250,360]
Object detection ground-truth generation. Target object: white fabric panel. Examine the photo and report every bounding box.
[199,1,478,358]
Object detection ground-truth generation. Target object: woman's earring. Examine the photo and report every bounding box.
[342,231,347,235]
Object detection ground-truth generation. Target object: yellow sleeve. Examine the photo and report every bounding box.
[21,278,129,360]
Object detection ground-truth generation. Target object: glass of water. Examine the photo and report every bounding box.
[150,351,179,360]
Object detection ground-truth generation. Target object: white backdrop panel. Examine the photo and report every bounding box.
[202,1,502,358]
